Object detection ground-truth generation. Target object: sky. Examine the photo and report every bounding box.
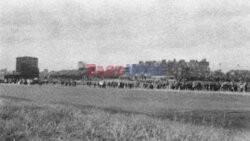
[1,0,250,72]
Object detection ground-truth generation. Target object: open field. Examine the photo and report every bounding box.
[0,85,250,140]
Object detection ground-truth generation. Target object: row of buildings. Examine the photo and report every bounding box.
[3,56,250,82]
[1,56,210,81]
[128,59,210,80]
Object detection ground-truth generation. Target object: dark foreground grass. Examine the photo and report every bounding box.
[0,85,250,140]
[1,85,250,130]
[0,101,248,141]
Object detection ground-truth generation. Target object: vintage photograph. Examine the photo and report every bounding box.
[0,0,250,140]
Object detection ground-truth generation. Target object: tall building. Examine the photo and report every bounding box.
[16,56,39,79]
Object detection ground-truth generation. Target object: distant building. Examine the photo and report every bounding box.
[0,69,7,80]
[44,69,49,73]
[16,56,39,79]
[198,59,210,72]
[40,69,49,80]
[78,61,86,71]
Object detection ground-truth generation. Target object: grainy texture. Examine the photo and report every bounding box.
[0,85,249,140]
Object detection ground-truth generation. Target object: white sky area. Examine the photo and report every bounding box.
[1,0,250,71]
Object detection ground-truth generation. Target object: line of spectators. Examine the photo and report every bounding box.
[83,80,249,92]
[1,78,249,92]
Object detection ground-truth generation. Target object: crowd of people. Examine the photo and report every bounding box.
[84,79,249,92]
[1,78,249,93]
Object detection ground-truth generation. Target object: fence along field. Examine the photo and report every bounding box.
[0,85,250,140]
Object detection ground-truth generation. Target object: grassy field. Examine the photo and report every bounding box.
[0,85,250,140]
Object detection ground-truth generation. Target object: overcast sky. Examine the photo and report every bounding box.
[1,0,250,71]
